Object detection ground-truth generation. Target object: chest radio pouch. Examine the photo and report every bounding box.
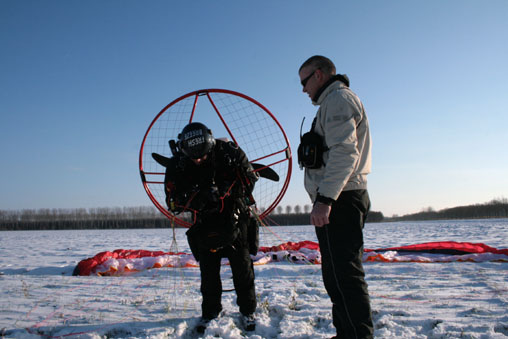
[297,117,328,169]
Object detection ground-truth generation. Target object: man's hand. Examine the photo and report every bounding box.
[310,202,332,227]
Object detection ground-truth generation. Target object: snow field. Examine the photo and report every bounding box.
[0,220,507,338]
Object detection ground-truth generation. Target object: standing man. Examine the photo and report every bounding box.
[298,55,374,338]
[161,122,258,333]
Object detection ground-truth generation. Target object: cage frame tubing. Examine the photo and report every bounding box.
[188,93,199,123]
[201,89,293,218]
[139,90,203,227]
[206,92,239,145]
[139,88,292,225]
[250,147,290,164]
[249,146,291,215]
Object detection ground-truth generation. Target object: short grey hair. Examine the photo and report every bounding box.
[299,55,336,75]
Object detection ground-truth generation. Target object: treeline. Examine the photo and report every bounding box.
[2,198,506,230]
[0,207,171,230]
[390,198,508,221]
[267,211,384,226]
[0,206,384,230]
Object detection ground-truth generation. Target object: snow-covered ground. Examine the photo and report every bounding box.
[1,219,507,338]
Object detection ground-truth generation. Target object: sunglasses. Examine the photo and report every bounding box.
[301,69,318,87]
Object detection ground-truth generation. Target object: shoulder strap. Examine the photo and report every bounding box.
[311,117,328,151]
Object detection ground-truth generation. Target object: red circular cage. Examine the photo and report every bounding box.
[139,89,292,227]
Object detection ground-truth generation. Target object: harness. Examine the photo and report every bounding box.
[166,141,254,255]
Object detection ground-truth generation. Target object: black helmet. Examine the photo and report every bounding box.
[178,122,216,159]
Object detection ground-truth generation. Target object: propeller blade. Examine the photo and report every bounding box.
[252,163,279,182]
[152,153,172,167]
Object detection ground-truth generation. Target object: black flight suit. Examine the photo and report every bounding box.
[164,139,258,319]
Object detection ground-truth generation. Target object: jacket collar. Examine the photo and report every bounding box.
[312,74,350,105]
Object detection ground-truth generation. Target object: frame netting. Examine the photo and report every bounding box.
[140,89,292,226]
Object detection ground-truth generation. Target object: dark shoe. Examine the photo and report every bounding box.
[242,313,256,331]
[196,309,223,334]
[196,316,214,334]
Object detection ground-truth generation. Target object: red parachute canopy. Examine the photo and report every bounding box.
[367,241,508,255]
[73,241,508,276]
[72,249,191,276]
[259,240,320,253]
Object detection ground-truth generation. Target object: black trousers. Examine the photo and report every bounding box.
[315,189,374,339]
[198,237,256,318]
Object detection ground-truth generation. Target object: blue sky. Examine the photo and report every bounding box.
[1,0,507,217]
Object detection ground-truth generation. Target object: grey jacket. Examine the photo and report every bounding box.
[304,79,372,203]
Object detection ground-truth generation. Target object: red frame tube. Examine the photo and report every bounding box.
[139,88,292,226]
